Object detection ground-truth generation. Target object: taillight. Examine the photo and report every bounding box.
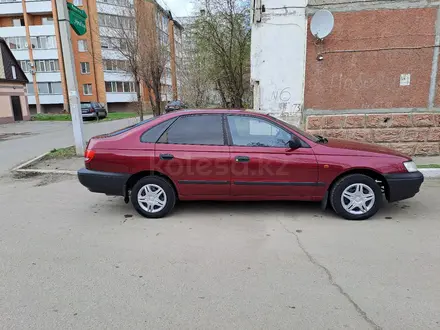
[84,149,95,163]
[89,107,95,113]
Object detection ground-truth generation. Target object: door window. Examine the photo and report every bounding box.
[140,118,176,143]
[227,115,291,147]
[159,115,224,145]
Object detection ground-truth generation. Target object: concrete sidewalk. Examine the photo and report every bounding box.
[413,156,440,166]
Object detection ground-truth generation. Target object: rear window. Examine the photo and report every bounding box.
[103,116,165,137]
[81,103,91,109]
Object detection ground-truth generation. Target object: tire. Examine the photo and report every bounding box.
[330,174,382,221]
[131,176,176,219]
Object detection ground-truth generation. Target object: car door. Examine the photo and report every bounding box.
[226,114,319,198]
[155,114,230,197]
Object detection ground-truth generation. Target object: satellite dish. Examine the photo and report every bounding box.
[310,10,334,39]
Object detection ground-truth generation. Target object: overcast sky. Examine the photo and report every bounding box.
[159,0,195,17]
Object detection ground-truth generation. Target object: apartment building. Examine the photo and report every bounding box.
[0,0,183,114]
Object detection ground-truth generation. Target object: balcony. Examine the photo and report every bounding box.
[29,24,55,36]
[106,92,136,103]
[0,26,26,38]
[27,94,64,105]
[104,72,133,82]
[0,0,52,16]
[26,72,61,82]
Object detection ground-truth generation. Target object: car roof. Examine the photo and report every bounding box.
[164,109,253,115]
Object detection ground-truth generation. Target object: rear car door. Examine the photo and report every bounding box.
[226,115,319,198]
[155,114,230,197]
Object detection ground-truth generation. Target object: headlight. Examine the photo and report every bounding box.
[403,161,418,173]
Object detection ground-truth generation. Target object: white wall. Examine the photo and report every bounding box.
[104,72,134,82]
[106,92,137,103]
[251,0,308,126]
[28,94,63,105]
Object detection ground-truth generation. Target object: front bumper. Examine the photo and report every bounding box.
[77,168,130,196]
[384,171,424,202]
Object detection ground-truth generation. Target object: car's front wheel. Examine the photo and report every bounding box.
[330,174,382,220]
[131,176,176,218]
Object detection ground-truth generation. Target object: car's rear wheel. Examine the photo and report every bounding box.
[131,176,176,218]
[330,174,382,220]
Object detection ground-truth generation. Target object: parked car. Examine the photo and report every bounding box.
[78,109,424,220]
[165,100,186,113]
[81,102,107,120]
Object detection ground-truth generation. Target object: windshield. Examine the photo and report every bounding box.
[269,116,319,143]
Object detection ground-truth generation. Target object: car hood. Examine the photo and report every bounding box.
[321,138,411,159]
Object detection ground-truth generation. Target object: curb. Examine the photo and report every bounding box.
[419,168,440,178]
[11,151,77,176]
[12,152,50,171]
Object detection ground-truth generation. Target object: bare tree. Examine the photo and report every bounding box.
[93,0,145,120]
[191,0,251,108]
[136,0,170,116]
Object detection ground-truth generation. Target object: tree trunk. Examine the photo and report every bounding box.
[136,81,143,121]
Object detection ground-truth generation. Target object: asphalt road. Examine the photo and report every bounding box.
[0,173,439,330]
[0,118,142,174]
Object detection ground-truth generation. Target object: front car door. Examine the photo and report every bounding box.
[226,114,319,199]
[155,114,230,198]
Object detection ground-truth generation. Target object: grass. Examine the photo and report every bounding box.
[31,113,71,121]
[418,164,440,168]
[46,146,76,159]
[102,112,138,121]
[31,112,138,122]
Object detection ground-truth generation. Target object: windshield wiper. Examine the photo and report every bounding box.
[314,135,328,144]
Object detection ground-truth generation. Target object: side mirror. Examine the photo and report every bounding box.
[288,137,302,150]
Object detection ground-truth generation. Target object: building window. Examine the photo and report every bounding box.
[103,59,128,72]
[42,17,54,25]
[35,82,61,94]
[6,37,27,50]
[105,81,135,93]
[11,66,17,79]
[78,40,88,52]
[73,0,82,5]
[26,83,35,94]
[83,84,93,95]
[12,18,25,27]
[23,60,60,72]
[29,36,56,50]
[80,62,90,74]
[20,61,29,72]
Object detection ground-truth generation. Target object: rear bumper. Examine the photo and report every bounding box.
[384,171,424,202]
[77,168,130,196]
[82,112,97,118]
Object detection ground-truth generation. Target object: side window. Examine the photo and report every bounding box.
[159,115,224,145]
[140,118,176,143]
[227,115,291,147]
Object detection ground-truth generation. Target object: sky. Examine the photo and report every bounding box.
[158,0,196,17]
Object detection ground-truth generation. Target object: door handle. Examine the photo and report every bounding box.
[160,154,174,160]
[235,156,250,162]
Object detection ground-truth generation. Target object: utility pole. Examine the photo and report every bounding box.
[55,0,85,155]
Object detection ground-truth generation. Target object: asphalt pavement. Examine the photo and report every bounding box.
[1,119,440,329]
[0,173,439,330]
[0,118,142,174]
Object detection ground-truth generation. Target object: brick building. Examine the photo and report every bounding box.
[304,0,440,156]
[0,0,183,114]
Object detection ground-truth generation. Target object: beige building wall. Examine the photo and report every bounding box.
[0,83,30,123]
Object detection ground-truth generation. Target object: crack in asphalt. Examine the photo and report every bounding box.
[278,219,383,330]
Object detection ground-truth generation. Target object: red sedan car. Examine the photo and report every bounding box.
[78,109,424,220]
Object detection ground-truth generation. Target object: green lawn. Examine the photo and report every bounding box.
[418,164,440,168]
[31,112,139,122]
[46,146,76,159]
